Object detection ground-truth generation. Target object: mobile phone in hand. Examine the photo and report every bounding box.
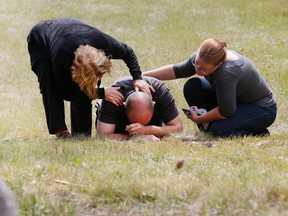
[182,108,191,116]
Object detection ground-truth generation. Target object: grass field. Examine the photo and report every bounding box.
[1,0,288,215]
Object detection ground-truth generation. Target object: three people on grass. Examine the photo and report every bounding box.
[27,19,277,140]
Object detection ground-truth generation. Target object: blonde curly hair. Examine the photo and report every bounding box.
[71,45,112,100]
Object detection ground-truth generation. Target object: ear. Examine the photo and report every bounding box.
[123,102,127,108]
[152,101,155,107]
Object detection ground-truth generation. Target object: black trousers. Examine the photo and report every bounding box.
[28,27,92,136]
[31,60,92,136]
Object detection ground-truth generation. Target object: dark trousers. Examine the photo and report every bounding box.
[183,77,277,137]
[32,60,92,136]
[27,27,92,136]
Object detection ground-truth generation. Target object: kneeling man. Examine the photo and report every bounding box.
[96,76,183,141]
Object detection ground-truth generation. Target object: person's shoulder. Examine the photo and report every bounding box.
[143,76,169,91]
[228,49,246,62]
[100,99,119,112]
[112,76,133,87]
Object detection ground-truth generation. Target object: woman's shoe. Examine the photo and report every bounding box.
[56,130,71,139]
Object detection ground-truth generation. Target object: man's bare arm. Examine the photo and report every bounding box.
[126,114,183,137]
[96,121,129,140]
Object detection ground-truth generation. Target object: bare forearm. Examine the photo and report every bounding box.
[98,133,130,141]
[143,116,183,137]
[97,121,130,141]
[144,124,182,137]
[143,65,176,80]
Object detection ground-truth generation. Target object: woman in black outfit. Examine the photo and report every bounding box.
[27,18,153,138]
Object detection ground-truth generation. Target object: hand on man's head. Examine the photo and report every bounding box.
[133,80,155,96]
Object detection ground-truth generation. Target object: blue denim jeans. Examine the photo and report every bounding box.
[183,77,277,137]
[209,103,277,137]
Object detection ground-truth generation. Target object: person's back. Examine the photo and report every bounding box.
[210,50,275,107]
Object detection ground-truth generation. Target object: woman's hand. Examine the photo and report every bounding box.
[104,86,124,106]
[186,107,201,124]
[187,106,225,124]
[133,80,155,96]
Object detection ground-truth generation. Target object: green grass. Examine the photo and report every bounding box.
[1,0,288,215]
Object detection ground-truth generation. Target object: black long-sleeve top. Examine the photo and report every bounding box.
[27,18,142,99]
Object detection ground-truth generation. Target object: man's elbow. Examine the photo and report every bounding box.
[168,115,183,133]
[179,123,184,132]
[175,122,183,133]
